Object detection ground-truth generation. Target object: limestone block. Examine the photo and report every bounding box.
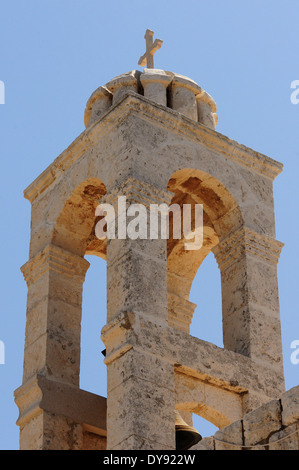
[82,432,107,450]
[106,71,140,105]
[214,419,243,450]
[43,413,83,450]
[84,86,113,127]
[243,399,282,446]
[197,91,217,130]
[281,386,299,426]
[111,435,174,451]
[268,423,299,450]
[191,436,214,450]
[169,74,202,121]
[168,292,196,333]
[140,69,172,106]
[23,336,48,382]
[107,375,175,449]
[19,413,44,450]
[107,247,168,322]
[107,348,174,394]
[24,296,48,346]
[222,305,284,368]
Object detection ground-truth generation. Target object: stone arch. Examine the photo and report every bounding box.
[166,167,243,334]
[44,176,109,388]
[174,372,244,431]
[52,177,107,257]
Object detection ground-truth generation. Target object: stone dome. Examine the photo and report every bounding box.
[84,69,217,130]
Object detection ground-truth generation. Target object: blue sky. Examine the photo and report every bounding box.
[0,0,298,449]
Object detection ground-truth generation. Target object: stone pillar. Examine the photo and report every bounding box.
[213,227,284,384]
[100,177,176,450]
[169,75,201,121]
[140,69,172,106]
[196,90,217,130]
[84,86,113,127]
[106,71,139,105]
[16,244,90,449]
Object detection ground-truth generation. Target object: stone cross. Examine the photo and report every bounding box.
[138,29,163,69]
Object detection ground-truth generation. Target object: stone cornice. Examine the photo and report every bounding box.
[212,227,284,271]
[14,374,107,434]
[21,244,90,286]
[24,93,283,204]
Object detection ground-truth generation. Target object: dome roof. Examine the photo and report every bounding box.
[84,69,217,130]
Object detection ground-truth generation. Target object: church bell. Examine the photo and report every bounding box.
[175,410,202,450]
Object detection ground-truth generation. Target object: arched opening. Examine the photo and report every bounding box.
[80,255,107,397]
[190,252,223,348]
[51,177,108,394]
[52,177,107,257]
[166,167,243,335]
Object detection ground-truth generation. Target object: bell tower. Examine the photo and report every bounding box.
[15,32,285,450]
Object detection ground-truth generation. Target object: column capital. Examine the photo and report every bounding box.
[21,244,90,286]
[213,227,284,271]
[168,292,197,333]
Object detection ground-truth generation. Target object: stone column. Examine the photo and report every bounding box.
[84,86,113,127]
[213,227,285,385]
[106,71,139,105]
[100,177,176,450]
[16,244,90,449]
[196,90,217,130]
[140,69,172,106]
[169,75,201,121]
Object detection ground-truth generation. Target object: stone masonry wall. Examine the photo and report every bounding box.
[195,385,299,450]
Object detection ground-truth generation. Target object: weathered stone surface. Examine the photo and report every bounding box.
[107,371,175,449]
[82,431,107,450]
[191,436,215,450]
[243,399,282,446]
[281,385,299,426]
[268,423,299,450]
[84,86,113,127]
[140,69,172,106]
[214,420,243,450]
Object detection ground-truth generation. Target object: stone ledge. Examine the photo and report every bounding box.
[14,375,107,436]
[101,310,282,401]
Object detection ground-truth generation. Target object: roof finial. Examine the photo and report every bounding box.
[138,29,163,69]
